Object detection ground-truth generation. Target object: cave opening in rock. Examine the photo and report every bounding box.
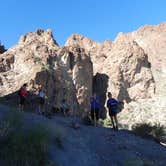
[92,73,109,119]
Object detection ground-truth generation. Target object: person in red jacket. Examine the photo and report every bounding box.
[19,83,28,111]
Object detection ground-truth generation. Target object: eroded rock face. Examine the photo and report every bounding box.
[0,30,93,113]
[0,22,165,124]
[0,29,59,96]
[66,33,155,103]
[115,23,166,128]
[103,34,155,102]
[129,23,166,97]
[65,34,112,74]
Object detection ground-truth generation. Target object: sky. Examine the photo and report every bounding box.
[0,0,166,48]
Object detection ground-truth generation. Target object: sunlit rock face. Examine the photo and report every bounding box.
[0,29,93,113]
[66,23,166,127]
[1,22,166,126]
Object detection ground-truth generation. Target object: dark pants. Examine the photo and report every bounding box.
[20,96,26,105]
[109,109,118,130]
[91,108,99,121]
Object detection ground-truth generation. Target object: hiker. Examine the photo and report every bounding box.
[90,92,100,126]
[107,92,119,130]
[37,86,46,114]
[19,83,28,111]
[60,99,69,116]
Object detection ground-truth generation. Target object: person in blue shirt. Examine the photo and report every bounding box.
[90,92,100,126]
[107,92,119,130]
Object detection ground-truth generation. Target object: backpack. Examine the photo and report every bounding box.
[108,99,124,113]
[116,101,124,113]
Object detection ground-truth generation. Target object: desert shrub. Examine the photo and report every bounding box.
[98,118,112,128]
[0,109,23,138]
[32,54,51,72]
[0,97,6,104]
[150,123,165,140]
[0,43,6,54]
[2,125,49,166]
[124,157,143,166]
[132,123,166,140]
[32,55,42,65]
[0,110,63,166]
[0,110,49,166]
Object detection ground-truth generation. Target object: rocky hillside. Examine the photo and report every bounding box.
[0,104,166,166]
[0,22,166,128]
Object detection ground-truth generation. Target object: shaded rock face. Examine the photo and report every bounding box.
[0,30,93,113]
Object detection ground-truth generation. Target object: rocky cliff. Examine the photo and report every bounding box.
[0,22,166,127]
[0,29,92,113]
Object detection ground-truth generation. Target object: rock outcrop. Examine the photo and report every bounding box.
[0,22,166,128]
[116,23,166,128]
[0,29,93,113]
[65,34,111,74]
[66,33,155,102]
[102,34,155,102]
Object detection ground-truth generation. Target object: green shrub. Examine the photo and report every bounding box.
[1,124,49,166]
[0,111,52,166]
[124,157,143,166]
[150,123,165,139]
[132,123,166,140]
[32,55,42,65]
[98,118,112,128]
[0,43,6,54]
[0,109,23,138]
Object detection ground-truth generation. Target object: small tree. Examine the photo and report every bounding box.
[0,41,7,54]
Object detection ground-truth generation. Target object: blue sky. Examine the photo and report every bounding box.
[0,0,166,48]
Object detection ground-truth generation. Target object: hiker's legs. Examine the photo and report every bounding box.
[110,116,116,129]
[95,108,99,123]
[90,108,95,121]
[114,115,118,130]
[20,97,25,111]
[63,108,66,116]
[109,110,115,129]
[38,97,45,114]
[19,104,23,111]
[38,104,42,114]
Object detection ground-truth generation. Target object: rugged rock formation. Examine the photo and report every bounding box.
[66,33,155,102]
[65,34,111,74]
[0,29,93,113]
[114,23,166,128]
[65,23,166,127]
[129,23,166,97]
[103,34,155,102]
[0,22,166,128]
